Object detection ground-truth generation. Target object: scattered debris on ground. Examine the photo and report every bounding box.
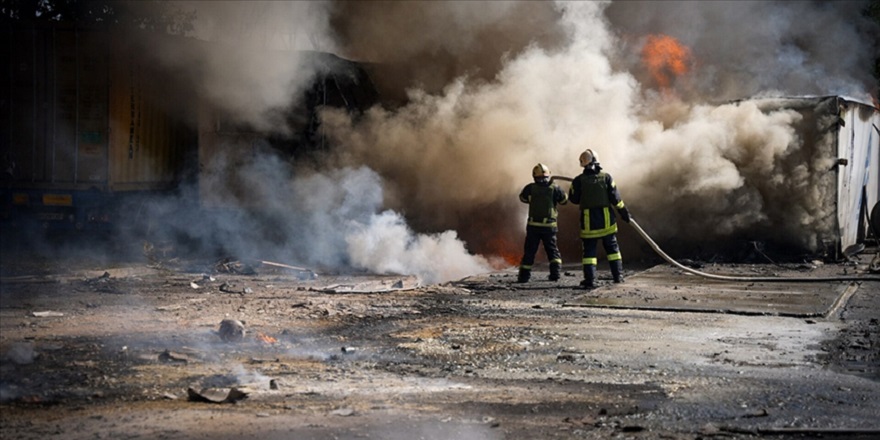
[1,248,878,439]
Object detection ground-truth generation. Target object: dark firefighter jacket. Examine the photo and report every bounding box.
[568,166,626,238]
[519,181,568,228]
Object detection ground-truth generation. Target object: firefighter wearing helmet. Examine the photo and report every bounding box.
[517,163,568,283]
[568,149,632,289]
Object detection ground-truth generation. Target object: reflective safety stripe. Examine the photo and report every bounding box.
[616,200,625,209]
[527,217,557,227]
[520,265,532,270]
[580,225,617,238]
[550,258,562,264]
[582,257,598,265]
[580,208,618,238]
[608,252,622,261]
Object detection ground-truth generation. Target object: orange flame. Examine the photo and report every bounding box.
[485,235,521,267]
[257,333,278,344]
[641,34,692,89]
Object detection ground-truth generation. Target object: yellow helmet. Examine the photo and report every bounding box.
[579,149,598,167]
[532,163,551,178]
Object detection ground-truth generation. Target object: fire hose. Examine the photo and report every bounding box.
[551,176,880,283]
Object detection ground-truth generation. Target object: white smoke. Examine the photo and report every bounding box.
[117,1,494,283]
[346,210,491,285]
[135,1,338,133]
[321,0,878,258]
[133,0,878,274]
[292,166,492,283]
[604,0,879,101]
[164,158,492,283]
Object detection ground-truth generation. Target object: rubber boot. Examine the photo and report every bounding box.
[548,262,561,281]
[610,260,624,283]
[579,265,597,289]
[517,268,531,283]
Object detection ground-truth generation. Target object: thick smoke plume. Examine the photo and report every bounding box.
[125,0,877,281]
[322,0,878,260]
[116,1,495,283]
[134,1,338,133]
[605,0,879,101]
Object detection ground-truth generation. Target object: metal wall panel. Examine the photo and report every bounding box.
[836,99,880,250]
[2,23,194,193]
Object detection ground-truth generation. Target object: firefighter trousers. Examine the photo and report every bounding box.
[520,225,562,270]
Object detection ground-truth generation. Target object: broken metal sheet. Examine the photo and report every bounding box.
[186,387,249,404]
[260,260,318,279]
[318,275,421,293]
[330,407,355,416]
[158,350,190,364]
[31,311,64,317]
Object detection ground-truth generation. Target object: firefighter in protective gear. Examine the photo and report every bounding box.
[568,149,632,289]
[517,163,568,283]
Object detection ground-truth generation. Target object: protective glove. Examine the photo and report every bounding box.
[618,207,632,223]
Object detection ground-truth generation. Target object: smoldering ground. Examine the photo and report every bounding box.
[50,1,878,282]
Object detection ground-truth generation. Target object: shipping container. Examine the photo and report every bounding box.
[2,22,379,232]
[750,96,879,256]
[1,23,196,230]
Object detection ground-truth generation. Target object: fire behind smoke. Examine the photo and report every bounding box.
[483,235,521,268]
[641,34,692,90]
[111,1,878,284]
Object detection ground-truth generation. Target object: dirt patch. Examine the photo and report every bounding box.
[2,243,880,439]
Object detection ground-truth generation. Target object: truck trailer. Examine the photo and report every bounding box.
[1,23,196,231]
[2,22,378,234]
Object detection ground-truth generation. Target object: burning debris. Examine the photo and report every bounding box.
[214,258,256,275]
[256,333,278,345]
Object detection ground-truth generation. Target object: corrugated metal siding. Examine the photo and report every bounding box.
[836,98,880,250]
[749,96,878,254]
[71,30,110,185]
[3,26,51,184]
[2,23,193,193]
[107,50,188,191]
[106,35,192,191]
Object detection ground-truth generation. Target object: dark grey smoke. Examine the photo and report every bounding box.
[105,0,879,276]
[321,1,878,260]
[604,0,879,101]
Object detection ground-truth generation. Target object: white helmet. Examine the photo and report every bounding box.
[579,149,598,167]
[532,163,551,178]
